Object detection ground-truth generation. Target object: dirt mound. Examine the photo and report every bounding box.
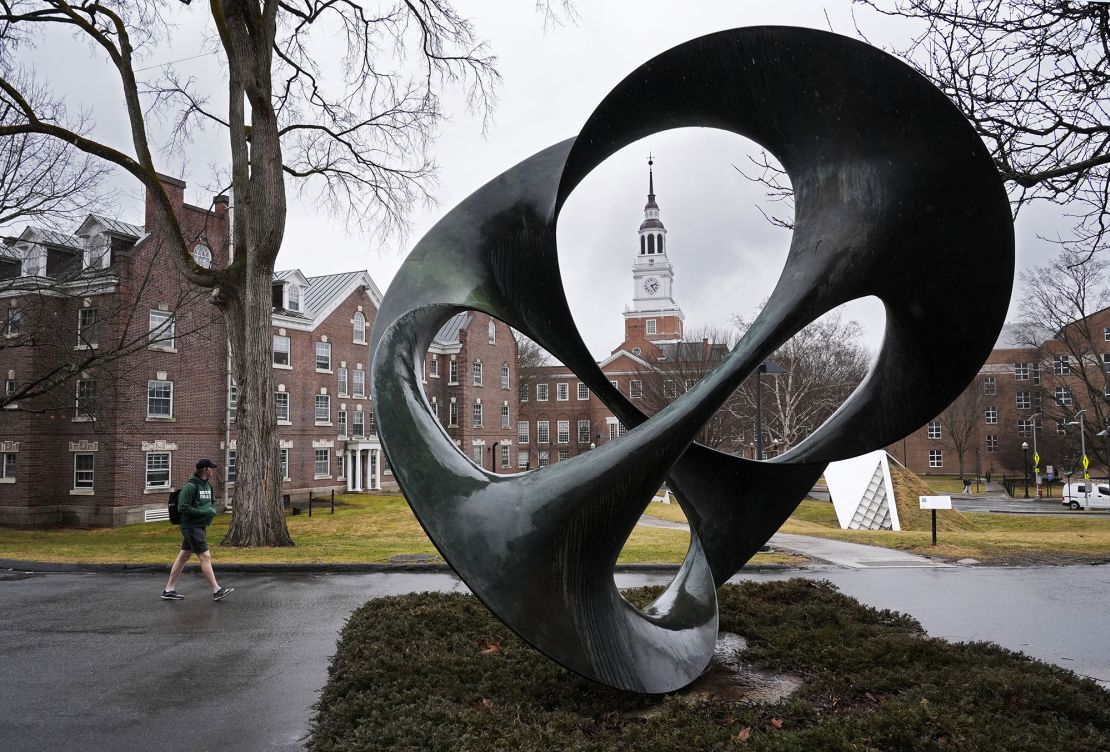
[888,461,975,531]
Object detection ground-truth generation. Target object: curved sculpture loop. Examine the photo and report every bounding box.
[370,27,1013,693]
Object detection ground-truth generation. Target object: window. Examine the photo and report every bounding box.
[147,380,173,418]
[4,379,14,399]
[473,360,483,386]
[518,450,529,468]
[1015,390,1032,410]
[76,379,96,418]
[556,383,569,401]
[472,401,483,428]
[558,449,570,462]
[501,445,511,469]
[664,379,677,399]
[338,409,348,436]
[315,448,330,477]
[273,334,291,366]
[685,379,698,392]
[430,397,439,421]
[1105,327,1110,342]
[1032,363,1041,385]
[5,309,21,337]
[353,311,366,342]
[337,453,345,479]
[73,453,94,489]
[315,394,331,423]
[1057,419,1067,435]
[352,368,366,397]
[632,347,641,356]
[518,420,529,444]
[353,409,365,436]
[501,363,510,390]
[78,308,98,347]
[1014,362,1029,380]
[471,445,484,466]
[1053,355,1071,375]
[519,382,529,401]
[448,401,458,427]
[537,383,549,401]
[501,403,510,429]
[228,383,237,422]
[148,310,175,350]
[288,285,301,312]
[986,434,998,453]
[984,405,997,424]
[316,342,331,371]
[488,320,496,344]
[646,319,657,335]
[430,356,440,378]
[1,452,14,479]
[191,243,212,268]
[146,452,171,489]
[1018,418,1033,438]
[537,420,550,443]
[227,451,237,483]
[929,449,943,468]
[276,391,290,422]
[537,450,550,467]
[577,383,589,400]
[557,420,570,444]
[578,420,591,444]
[448,359,459,385]
[338,367,348,395]
[983,375,996,396]
[610,380,619,391]
[1055,386,1072,406]
[1103,353,1110,373]
[630,380,643,399]
[927,421,941,440]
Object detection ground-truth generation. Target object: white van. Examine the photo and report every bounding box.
[1061,481,1110,510]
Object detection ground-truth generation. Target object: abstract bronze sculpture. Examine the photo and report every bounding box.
[370,27,1013,693]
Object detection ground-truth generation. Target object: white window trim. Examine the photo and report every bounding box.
[273,334,292,368]
[144,451,172,490]
[146,379,174,420]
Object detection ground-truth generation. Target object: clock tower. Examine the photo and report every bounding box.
[624,157,684,344]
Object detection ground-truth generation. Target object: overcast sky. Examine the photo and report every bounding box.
[10,1,1066,358]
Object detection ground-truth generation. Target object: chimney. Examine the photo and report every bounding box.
[145,173,187,231]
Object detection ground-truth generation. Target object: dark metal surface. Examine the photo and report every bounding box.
[370,27,1013,693]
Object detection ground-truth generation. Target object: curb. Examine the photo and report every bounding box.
[0,559,804,575]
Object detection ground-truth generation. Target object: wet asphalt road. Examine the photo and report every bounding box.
[1,565,1108,752]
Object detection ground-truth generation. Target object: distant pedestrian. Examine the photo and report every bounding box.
[962,476,971,494]
[161,459,234,602]
[985,470,992,484]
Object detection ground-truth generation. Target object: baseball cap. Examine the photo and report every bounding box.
[196,459,218,470]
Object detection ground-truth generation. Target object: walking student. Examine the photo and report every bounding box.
[161,458,234,602]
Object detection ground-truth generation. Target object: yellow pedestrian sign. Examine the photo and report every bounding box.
[1082,454,1090,470]
[1033,451,1040,467]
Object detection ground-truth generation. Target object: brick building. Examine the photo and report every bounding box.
[0,176,515,527]
[890,310,1110,488]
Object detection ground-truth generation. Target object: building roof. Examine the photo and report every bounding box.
[433,311,471,346]
[22,227,81,249]
[992,322,1050,350]
[302,271,368,318]
[86,214,143,238]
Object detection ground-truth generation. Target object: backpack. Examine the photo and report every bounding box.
[168,488,182,525]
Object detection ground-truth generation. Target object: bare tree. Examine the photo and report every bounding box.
[934,380,990,477]
[0,2,499,545]
[732,312,871,453]
[513,329,551,404]
[853,0,1110,259]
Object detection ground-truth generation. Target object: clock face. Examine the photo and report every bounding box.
[644,277,660,295]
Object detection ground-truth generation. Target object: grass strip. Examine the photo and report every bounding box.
[308,579,1110,751]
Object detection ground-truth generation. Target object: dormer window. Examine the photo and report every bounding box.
[287,285,301,312]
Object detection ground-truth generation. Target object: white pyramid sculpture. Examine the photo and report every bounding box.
[824,450,902,531]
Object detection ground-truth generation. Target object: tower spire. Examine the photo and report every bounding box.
[646,154,657,210]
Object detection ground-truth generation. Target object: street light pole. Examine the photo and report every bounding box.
[753,360,785,462]
[1065,409,1088,505]
[1030,412,1040,497]
[1021,439,1030,497]
[975,447,981,493]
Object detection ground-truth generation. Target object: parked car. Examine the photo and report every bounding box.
[1060,481,1110,510]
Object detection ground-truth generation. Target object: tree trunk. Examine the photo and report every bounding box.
[221,269,293,547]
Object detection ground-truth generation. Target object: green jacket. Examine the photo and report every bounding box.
[178,474,217,528]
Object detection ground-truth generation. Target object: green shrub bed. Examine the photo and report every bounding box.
[309,580,1109,751]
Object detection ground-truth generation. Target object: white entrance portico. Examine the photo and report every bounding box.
[344,437,384,491]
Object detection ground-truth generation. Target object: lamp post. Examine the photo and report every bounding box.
[1022,441,1029,498]
[1029,412,1041,497]
[975,447,981,493]
[754,359,785,461]
[1065,409,1088,505]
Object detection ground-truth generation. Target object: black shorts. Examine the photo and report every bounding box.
[180,527,210,554]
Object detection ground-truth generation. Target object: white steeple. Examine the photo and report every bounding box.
[625,156,684,343]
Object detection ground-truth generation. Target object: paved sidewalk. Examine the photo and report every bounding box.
[636,515,950,569]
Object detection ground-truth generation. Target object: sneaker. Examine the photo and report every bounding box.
[160,590,184,601]
[212,587,234,601]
